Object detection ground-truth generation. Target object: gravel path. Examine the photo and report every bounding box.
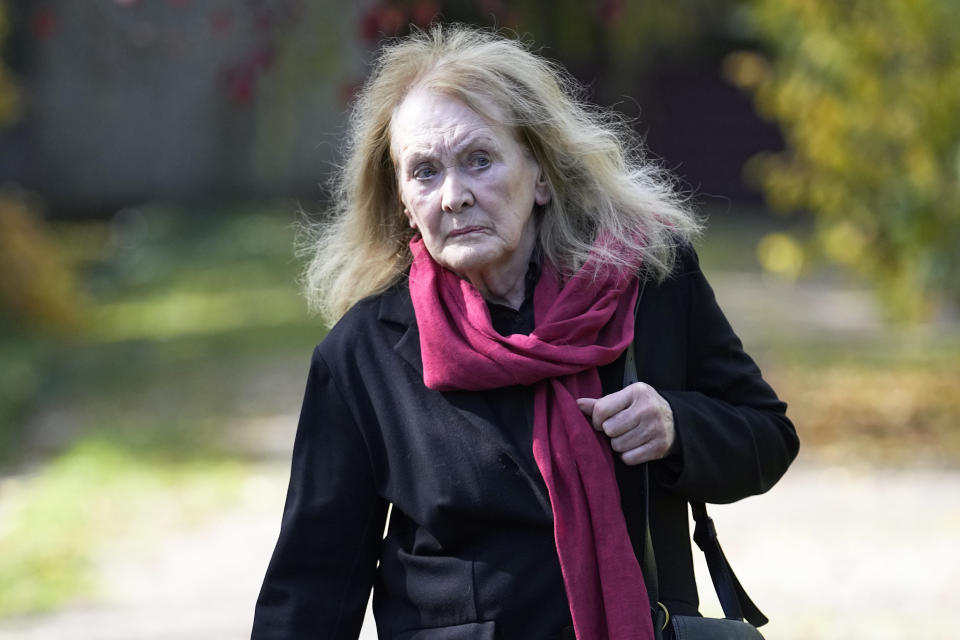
[1,456,957,639]
[694,461,960,639]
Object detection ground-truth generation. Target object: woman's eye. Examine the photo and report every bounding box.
[469,154,491,169]
[413,165,437,180]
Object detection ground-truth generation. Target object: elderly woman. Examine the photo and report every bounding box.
[252,25,798,640]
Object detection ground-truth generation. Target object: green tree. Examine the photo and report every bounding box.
[730,0,960,320]
[0,1,80,332]
[0,0,17,124]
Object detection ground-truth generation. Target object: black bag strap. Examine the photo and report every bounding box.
[688,501,768,626]
[622,322,768,629]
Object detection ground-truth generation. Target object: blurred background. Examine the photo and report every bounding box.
[0,1,957,638]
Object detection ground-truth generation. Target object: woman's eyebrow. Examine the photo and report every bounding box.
[453,133,499,153]
[400,134,500,166]
[401,149,432,165]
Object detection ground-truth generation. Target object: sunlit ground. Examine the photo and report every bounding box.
[0,203,957,638]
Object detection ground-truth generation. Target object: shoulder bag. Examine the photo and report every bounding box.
[623,338,768,640]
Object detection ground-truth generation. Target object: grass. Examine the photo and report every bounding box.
[0,438,244,616]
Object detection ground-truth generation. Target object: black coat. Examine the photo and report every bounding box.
[251,247,799,640]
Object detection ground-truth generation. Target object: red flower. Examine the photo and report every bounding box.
[378,6,406,35]
[598,0,625,25]
[210,9,234,34]
[479,0,505,14]
[226,69,254,105]
[412,0,440,27]
[360,9,380,43]
[360,5,407,43]
[252,46,275,71]
[31,9,57,41]
[339,79,363,106]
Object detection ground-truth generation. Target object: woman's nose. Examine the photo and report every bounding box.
[440,170,474,213]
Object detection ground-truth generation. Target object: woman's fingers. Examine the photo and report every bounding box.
[609,426,650,453]
[576,386,634,433]
[610,423,673,462]
[575,397,597,420]
[577,383,676,465]
[620,441,668,466]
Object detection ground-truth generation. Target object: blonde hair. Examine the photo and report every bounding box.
[304,24,700,326]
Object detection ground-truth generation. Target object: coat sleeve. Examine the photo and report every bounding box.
[652,246,800,504]
[252,346,387,640]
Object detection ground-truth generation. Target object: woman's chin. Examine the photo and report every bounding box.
[435,247,502,276]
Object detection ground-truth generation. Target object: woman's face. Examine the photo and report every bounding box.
[390,89,550,281]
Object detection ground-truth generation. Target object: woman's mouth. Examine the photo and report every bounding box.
[447,226,486,238]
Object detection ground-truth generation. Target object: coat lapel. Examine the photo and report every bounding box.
[377,280,423,376]
[376,279,553,516]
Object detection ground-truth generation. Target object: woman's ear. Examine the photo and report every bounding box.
[534,170,551,207]
[399,188,417,229]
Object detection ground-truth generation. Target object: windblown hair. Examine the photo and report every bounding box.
[304,24,700,326]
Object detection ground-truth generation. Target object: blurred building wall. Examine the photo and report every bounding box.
[20,1,368,214]
[8,1,783,216]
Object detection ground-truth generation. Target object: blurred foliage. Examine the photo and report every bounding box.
[776,358,960,468]
[0,191,84,454]
[762,336,960,468]
[729,0,960,321]
[252,1,353,186]
[0,0,19,124]
[0,204,320,616]
[361,0,742,102]
[0,190,83,332]
[700,214,960,466]
[0,203,316,461]
[516,0,737,69]
[0,3,80,333]
[0,332,52,459]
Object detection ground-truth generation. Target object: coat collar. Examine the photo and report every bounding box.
[376,278,423,375]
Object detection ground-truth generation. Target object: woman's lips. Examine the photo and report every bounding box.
[447,226,486,238]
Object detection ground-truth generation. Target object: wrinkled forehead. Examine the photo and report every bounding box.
[388,87,518,162]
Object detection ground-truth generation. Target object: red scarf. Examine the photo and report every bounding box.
[408,237,654,640]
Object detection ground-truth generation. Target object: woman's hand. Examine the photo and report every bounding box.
[576,383,676,465]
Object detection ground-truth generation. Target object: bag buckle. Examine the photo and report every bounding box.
[657,602,670,631]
